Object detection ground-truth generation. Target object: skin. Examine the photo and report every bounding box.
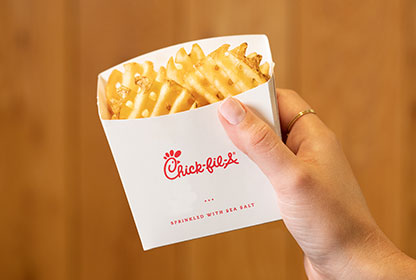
[217,89,416,280]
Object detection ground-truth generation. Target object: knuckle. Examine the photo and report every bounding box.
[291,167,314,190]
[247,123,275,152]
[310,127,340,152]
[323,128,340,147]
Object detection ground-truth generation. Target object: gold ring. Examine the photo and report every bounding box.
[287,109,316,134]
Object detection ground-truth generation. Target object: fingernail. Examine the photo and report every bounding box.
[219,97,246,125]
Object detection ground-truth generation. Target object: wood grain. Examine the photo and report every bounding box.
[1,0,415,279]
[403,0,416,258]
[297,0,407,249]
[78,1,189,279]
[0,0,69,279]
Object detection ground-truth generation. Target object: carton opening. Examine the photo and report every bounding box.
[97,35,274,121]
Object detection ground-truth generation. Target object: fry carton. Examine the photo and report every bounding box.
[97,35,282,250]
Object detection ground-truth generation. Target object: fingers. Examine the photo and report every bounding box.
[217,97,298,182]
[276,88,320,134]
[276,88,330,153]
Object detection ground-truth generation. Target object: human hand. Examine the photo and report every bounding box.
[217,89,416,279]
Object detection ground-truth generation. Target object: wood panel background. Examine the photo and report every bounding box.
[1,0,415,279]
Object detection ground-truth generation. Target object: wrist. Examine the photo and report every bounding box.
[339,227,415,280]
[305,225,403,280]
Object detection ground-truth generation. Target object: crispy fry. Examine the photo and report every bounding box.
[117,62,159,119]
[105,69,125,117]
[195,54,239,97]
[123,65,165,119]
[175,48,193,71]
[167,56,218,105]
[260,62,270,78]
[151,80,194,117]
[190,101,198,110]
[230,42,247,57]
[106,42,271,119]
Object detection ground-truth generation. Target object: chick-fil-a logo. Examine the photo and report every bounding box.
[163,149,239,180]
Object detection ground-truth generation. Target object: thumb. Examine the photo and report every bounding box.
[217,97,298,183]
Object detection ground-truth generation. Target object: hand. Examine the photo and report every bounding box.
[217,89,416,279]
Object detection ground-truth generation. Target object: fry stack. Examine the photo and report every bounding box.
[105,43,270,119]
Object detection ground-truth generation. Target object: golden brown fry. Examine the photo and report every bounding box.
[122,62,143,92]
[118,62,160,119]
[156,66,167,82]
[246,52,263,69]
[247,52,257,59]
[105,42,271,120]
[189,44,205,64]
[230,43,269,83]
[170,87,195,114]
[167,56,218,105]
[175,48,193,71]
[230,42,248,57]
[209,44,252,92]
[105,69,125,117]
[259,62,270,78]
[123,65,165,119]
[151,80,194,117]
[190,101,198,110]
[167,57,185,85]
[195,54,239,97]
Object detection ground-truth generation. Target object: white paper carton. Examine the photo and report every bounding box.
[97,35,282,250]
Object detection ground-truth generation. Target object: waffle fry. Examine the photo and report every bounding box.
[120,65,165,119]
[151,80,195,117]
[168,56,217,105]
[105,69,125,118]
[106,42,271,119]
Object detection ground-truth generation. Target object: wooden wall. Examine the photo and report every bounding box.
[1,0,415,279]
